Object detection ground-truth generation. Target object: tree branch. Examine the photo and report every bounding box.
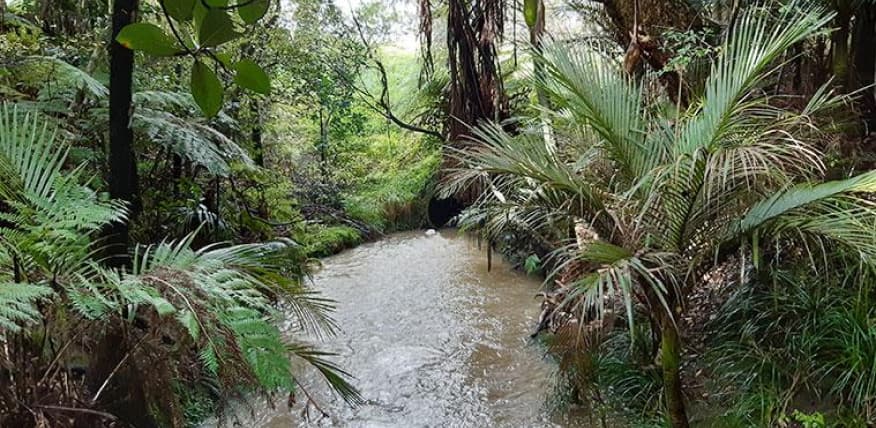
[349,13,444,141]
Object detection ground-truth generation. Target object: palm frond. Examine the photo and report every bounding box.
[536,42,655,182]
[288,342,364,406]
[674,3,832,155]
[733,171,876,236]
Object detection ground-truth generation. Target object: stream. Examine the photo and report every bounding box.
[248,229,589,427]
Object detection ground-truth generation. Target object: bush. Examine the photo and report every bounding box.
[0,108,359,427]
[341,132,440,231]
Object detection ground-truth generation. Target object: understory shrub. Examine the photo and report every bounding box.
[0,108,360,427]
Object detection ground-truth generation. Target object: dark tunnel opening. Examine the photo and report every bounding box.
[427,197,464,228]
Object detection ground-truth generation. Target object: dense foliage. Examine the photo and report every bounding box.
[0,0,438,426]
[435,0,876,426]
[3,0,876,426]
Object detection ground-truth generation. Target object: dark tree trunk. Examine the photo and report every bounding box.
[251,101,265,167]
[602,0,711,105]
[107,0,140,265]
[445,0,509,141]
[441,0,510,204]
[854,3,876,133]
[832,0,852,89]
[660,312,689,428]
[0,0,6,31]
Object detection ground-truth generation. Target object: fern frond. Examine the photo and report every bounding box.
[0,282,53,334]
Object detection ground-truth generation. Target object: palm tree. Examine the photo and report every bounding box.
[443,3,876,426]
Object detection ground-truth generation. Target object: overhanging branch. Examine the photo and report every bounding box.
[349,13,444,141]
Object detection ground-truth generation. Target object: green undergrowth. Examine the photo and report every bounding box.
[303,225,363,257]
[342,134,441,232]
[701,257,876,427]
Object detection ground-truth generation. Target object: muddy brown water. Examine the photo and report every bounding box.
[242,230,591,428]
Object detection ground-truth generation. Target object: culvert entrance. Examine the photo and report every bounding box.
[427,197,464,227]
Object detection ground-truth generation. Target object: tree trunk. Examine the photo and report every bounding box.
[527,0,554,148]
[528,0,548,108]
[853,3,876,133]
[251,101,265,167]
[318,107,329,179]
[445,0,509,142]
[0,0,6,32]
[602,0,709,104]
[442,0,509,205]
[107,0,140,266]
[832,0,852,88]
[660,313,689,428]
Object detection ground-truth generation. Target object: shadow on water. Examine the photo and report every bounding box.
[238,230,594,427]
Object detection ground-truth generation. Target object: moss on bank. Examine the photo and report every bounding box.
[304,225,364,257]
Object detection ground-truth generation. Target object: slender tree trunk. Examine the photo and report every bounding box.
[660,313,689,428]
[527,0,554,148]
[107,0,140,265]
[251,101,265,167]
[318,107,329,179]
[854,3,876,133]
[0,0,6,31]
[832,0,852,88]
[528,0,548,108]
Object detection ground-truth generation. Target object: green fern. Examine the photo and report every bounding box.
[0,282,52,333]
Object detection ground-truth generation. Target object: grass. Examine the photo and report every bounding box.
[703,256,876,425]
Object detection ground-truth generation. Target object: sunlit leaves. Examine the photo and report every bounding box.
[191,61,224,117]
[115,23,180,56]
[234,59,270,94]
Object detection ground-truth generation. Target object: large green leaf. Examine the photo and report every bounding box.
[198,9,240,47]
[163,0,196,21]
[191,61,224,117]
[193,1,208,27]
[205,0,229,5]
[234,59,270,94]
[523,0,538,28]
[116,23,180,57]
[238,0,270,24]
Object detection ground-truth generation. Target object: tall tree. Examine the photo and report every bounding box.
[107,0,140,263]
[443,0,509,141]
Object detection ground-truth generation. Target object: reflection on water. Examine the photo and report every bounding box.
[248,230,589,428]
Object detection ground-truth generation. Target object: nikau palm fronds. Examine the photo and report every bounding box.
[444,2,876,426]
